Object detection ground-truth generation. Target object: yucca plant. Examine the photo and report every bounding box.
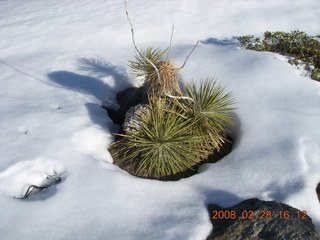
[109,98,206,179]
[129,47,165,74]
[129,47,182,97]
[182,78,236,153]
[113,1,237,180]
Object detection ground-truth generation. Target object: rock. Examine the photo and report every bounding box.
[317,183,320,202]
[122,104,150,134]
[207,198,320,240]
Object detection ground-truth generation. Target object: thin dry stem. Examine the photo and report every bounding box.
[124,0,195,101]
[165,93,194,102]
[166,24,175,58]
[124,0,161,84]
[179,41,199,69]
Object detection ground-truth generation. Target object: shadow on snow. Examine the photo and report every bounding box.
[201,36,239,46]
[48,57,132,132]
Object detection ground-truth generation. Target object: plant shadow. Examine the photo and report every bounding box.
[77,57,129,85]
[48,58,132,102]
[48,58,133,133]
[48,71,107,102]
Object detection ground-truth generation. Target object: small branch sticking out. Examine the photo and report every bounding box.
[123,0,198,101]
[179,41,199,69]
[123,0,138,55]
[14,171,61,199]
[166,24,175,58]
[165,93,194,102]
[124,0,161,84]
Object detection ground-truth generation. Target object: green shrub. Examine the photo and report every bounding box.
[238,30,320,81]
[110,78,236,179]
[311,68,320,80]
[184,78,236,153]
[110,43,236,179]
[109,99,205,179]
[116,4,237,180]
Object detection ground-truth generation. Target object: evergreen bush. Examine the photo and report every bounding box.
[238,30,320,81]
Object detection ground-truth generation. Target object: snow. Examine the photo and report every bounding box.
[0,0,320,239]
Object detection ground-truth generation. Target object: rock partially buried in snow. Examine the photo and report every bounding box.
[207,198,320,240]
[122,104,150,134]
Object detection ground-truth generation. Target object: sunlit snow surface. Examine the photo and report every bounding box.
[0,0,320,239]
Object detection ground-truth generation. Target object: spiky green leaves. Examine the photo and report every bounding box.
[110,100,204,179]
[110,78,236,180]
[128,47,182,97]
[184,78,236,151]
[129,47,166,76]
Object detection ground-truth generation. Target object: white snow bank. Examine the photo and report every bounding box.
[0,0,319,239]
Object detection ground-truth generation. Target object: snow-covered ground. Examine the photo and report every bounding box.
[1,0,320,239]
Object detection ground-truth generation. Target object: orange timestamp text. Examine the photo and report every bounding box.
[212,210,308,220]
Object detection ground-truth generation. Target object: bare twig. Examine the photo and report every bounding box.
[165,93,194,102]
[123,1,197,102]
[14,172,61,199]
[179,41,199,69]
[124,0,161,84]
[166,24,174,58]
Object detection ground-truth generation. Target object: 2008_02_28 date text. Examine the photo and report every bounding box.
[212,210,308,220]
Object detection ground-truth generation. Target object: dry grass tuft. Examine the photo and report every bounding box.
[129,48,182,98]
[146,59,182,96]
